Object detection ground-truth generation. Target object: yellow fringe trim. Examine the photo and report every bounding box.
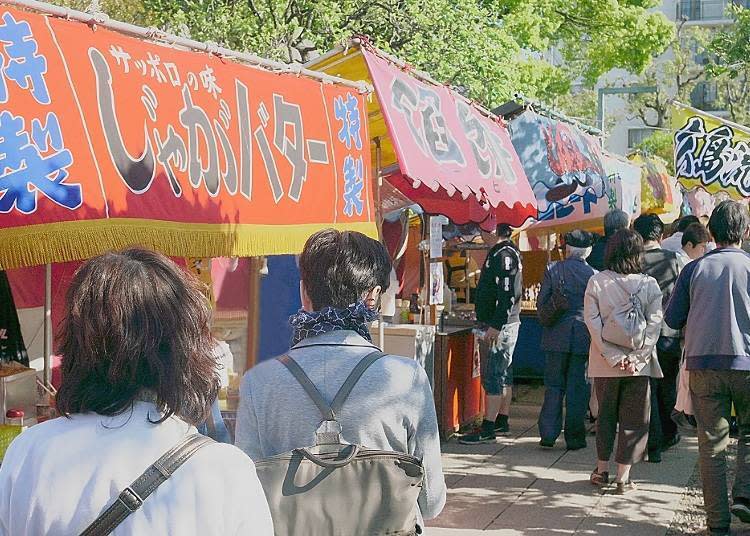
[0,218,378,269]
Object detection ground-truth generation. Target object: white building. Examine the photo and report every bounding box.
[602,0,746,156]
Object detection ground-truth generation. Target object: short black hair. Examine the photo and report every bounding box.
[633,213,665,242]
[708,200,749,246]
[299,229,391,310]
[605,229,644,275]
[496,223,513,239]
[676,215,700,233]
[681,223,711,247]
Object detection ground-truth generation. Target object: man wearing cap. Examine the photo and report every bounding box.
[460,223,523,444]
[536,230,597,450]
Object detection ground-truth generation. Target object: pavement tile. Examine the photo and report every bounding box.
[485,501,585,533]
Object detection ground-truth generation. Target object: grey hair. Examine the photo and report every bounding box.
[566,245,592,260]
[604,209,630,236]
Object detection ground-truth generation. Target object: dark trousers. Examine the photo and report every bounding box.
[537,352,590,447]
[648,342,682,452]
[691,370,750,530]
[594,376,651,465]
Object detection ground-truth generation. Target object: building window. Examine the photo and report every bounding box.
[691,81,721,111]
[679,0,750,21]
[628,128,657,149]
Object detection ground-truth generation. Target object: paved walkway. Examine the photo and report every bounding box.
[427,389,703,535]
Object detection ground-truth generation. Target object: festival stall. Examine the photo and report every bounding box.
[0,0,375,441]
[307,39,537,438]
[494,102,643,378]
[629,152,682,223]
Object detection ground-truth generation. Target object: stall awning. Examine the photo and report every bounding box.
[629,153,681,222]
[672,102,750,201]
[0,4,376,270]
[307,42,537,230]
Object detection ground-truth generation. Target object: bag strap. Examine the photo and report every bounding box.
[79,433,214,536]
[278,350,386,421]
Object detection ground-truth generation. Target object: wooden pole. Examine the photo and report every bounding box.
[374,138,386,350]
[245,257,263,372]
[43,263,52,387]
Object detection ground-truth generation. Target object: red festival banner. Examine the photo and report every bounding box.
[361,48,536,230]
[0,5,374,269]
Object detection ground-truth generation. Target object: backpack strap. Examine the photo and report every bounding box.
[79,434,214,536]
[278,355,335,421]
[278,351,386,421]
[330,351,386,415]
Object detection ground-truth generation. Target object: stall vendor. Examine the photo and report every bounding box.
[444,250,480,303]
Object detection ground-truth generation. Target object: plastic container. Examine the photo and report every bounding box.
[0,409,26,463]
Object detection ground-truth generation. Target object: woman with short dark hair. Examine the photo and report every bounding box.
[0,248,273,535]
[584,229,664,494]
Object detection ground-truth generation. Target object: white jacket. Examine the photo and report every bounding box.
[584,271,664,379]
[0,402,274,536]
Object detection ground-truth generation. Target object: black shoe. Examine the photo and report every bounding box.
[539,439,555,449]
[646,450,662,463]
[458,430,497,444]
[671,410,697,433]
[731,497,750,523]
[495,414,510,436]
[566,442,587,451]
[662,433,681,451]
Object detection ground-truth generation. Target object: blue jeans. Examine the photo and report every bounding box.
[538,351,590,447]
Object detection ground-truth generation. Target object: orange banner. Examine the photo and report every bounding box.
[0,5,374,269]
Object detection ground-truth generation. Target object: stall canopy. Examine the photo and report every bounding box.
[673,102,750,201]
[629,153,682,223]
[509,110,611,233]
[0,3,376,270]
[306,40,537,230]
[604,153,642,223]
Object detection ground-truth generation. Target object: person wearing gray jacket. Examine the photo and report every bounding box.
[235,229,447,528]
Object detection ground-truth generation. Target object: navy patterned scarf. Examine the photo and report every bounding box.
[290,301,377,346]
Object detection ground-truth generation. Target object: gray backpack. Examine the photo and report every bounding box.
[601,273,648,351]
[253,351,425,536]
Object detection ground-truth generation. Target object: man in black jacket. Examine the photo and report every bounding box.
[633,213,683,462]
[460,223,523,444]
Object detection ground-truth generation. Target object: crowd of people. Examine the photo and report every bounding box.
[0,204,747,535]
[531,203,749,535]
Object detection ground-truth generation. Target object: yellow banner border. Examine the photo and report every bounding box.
[0,218,378,269]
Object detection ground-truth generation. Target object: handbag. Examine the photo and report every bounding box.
[79,434,214,536]
[537,262,569,328]
[254,351,425,536]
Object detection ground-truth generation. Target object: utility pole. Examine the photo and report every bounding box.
[597,86,658,132]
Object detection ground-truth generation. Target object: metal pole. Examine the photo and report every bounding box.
[374,138,386,350]
[43,263,52,387]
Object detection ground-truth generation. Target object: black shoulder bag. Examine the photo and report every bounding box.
[537,262,570,328]
[79,433,214,536]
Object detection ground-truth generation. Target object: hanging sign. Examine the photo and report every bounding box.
[0,6,374,269]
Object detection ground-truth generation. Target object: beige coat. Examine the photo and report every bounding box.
[584,271,664,379]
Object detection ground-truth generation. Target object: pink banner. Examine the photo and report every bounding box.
[362,48,536,228]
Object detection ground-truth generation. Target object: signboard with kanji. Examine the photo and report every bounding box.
[673,103,750,200]
[0,5,375,269]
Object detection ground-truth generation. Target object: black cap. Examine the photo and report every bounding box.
[564,230,594,248]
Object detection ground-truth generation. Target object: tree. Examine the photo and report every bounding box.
[707,6,750,125]
[48,0,674,110]
[628,21,708,129]
[633,130,674,174]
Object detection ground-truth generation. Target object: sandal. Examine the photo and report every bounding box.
[590,468,609,486]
